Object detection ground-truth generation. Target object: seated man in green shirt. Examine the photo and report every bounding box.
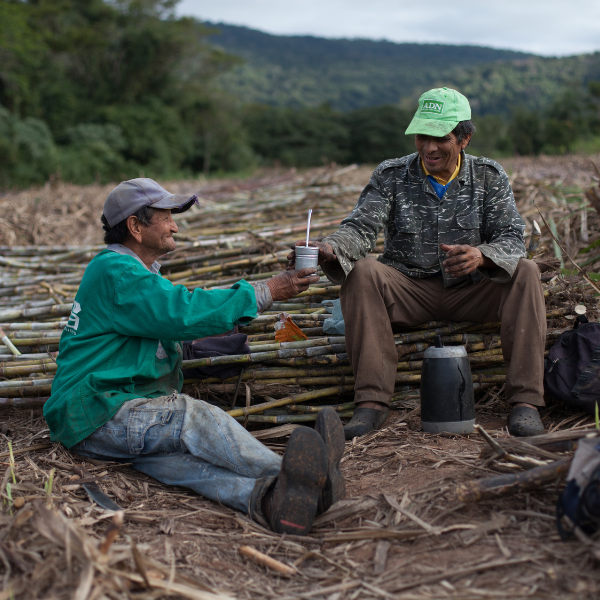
[44,178,346,536]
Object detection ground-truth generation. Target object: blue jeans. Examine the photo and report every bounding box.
[71,394,282,516]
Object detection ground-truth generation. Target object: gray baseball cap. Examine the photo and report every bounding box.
[103,178,198,228]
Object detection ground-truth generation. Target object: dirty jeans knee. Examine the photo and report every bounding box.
[70,394,281,514]
[177,394,281,479]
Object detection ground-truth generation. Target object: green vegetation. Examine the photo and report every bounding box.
[1,2,600,189]
[208,23,534,112]
[210,22,600,162]
[468,83,600,156]
[242,104,415,166]
[0,0,250,187]
[208,22,600,117]
[240,85,600,167]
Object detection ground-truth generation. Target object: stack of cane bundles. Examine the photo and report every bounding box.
[0,163,597,427]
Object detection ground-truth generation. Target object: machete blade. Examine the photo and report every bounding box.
[81,481,122,511]
[74,464,122,511]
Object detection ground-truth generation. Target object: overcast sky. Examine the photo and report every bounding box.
[177,0,600,57]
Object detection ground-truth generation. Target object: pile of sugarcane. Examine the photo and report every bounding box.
[0,162,598,426]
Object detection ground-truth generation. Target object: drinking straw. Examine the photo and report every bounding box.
[306,209,312,247]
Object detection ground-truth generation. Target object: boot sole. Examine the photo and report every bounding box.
[273,428,327,535]
[315,407,346,512]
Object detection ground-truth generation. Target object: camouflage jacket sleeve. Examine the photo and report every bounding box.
[321,166,394,284]
[476,162,526,283]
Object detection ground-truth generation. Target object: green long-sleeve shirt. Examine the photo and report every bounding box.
[44,249,258,448]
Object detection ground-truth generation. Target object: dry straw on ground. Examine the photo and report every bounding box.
[1,156,600,599]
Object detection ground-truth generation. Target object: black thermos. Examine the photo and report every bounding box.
[420,335,475,434]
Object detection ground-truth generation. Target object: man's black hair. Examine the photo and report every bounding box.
[452,120,476,145]
[101,206,156,245]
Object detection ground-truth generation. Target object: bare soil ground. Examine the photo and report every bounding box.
[1,392,598,600]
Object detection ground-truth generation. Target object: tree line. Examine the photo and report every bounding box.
[1,0,600,190]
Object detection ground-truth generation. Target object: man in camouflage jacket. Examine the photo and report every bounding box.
[290,88,546,438]
[319,151,525,288]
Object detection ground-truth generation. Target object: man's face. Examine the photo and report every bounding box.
[139,209,178,255]
[414,132,471,177]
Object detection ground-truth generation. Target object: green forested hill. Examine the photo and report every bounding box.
[207,22,600,115]
[455,53,600,116]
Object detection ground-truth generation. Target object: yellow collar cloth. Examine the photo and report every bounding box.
[421,154,461,186]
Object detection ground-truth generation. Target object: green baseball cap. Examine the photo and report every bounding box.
[405,87,471,137]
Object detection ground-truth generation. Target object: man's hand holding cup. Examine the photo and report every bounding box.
[287,240,337,270]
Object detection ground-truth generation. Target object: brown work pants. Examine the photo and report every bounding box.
[340,258,546,407]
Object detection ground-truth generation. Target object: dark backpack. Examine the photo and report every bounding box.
[544,316,600,414]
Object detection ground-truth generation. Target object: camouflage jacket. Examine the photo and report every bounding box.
[322,151,526,287]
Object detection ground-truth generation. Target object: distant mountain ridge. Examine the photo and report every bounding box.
[206,22,600,115]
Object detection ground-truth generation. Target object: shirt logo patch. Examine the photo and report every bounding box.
[421,100,444,115]
[65,301,82,334]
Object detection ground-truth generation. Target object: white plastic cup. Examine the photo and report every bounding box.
[295,246,319,275]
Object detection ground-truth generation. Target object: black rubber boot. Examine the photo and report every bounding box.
[508,405,544,437]
[263,427,327,535]
[343,406,390,440]
[315,407,346,513]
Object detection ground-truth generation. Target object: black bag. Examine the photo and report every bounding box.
[182,332,250,381]
[544,315,600,414]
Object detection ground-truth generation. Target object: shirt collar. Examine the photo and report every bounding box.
[409,150,470,186]
[106,244,161,274]
[421,154,461,186]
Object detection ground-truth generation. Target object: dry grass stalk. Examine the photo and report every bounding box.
[239,545,297,575]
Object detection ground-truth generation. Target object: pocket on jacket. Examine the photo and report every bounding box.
[455,211,481,245]
[456,211,480,229]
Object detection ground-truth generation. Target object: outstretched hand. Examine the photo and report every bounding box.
[287,240,337,270]
[440,243,490,277]
[267,269,320,301]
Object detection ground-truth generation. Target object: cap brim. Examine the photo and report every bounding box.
[151,194,197,214]
[405,117,458,137]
